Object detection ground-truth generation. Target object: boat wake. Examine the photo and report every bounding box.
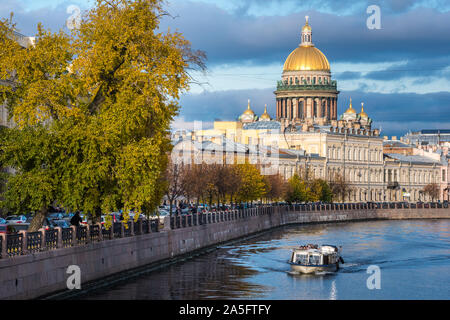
[286,270,336,276]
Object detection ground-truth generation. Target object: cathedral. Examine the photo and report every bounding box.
[173,17,444,203]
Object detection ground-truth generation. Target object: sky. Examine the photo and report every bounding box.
[2,0,450,137]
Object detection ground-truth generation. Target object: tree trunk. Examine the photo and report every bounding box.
[28,206,48,232]
[91,206,102,224]
[169,200,173,217]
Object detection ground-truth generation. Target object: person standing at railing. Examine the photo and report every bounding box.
[70,212,82,227]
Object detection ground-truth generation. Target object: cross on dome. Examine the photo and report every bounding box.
[301,16,312,46]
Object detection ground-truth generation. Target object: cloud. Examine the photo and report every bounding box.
[200,0,450,16]
[160,1,450,70]
[179,88,450,137]
[171,116,214,131]
[0,0,87,35]
[179,88,275,122]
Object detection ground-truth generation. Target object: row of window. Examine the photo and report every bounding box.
[285,75,330,86]
[346,188,436,202]
[279,99,332,118]
[280,165,438,185]
[328,147,383,162]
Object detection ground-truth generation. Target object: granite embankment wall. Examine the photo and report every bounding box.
[0,205,449,300]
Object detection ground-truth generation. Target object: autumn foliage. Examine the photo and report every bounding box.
[0,0,205,230]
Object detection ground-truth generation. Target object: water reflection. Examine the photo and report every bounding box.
[78,220,450,300]
[81,250,267,300]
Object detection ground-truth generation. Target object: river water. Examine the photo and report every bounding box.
[79,219,450,300]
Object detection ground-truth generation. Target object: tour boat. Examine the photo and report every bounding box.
[289,244,344,274]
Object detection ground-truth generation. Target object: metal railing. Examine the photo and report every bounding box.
[26,231,42,253]
[45,229,58,250]
[0,203,446,259]
[90,225,100,242]
[7,233,23,257]
[62,227,73,247]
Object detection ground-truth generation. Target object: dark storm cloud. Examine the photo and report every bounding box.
[338,90,450,127]
[179,88,275,122]
[161,2,450,70]
[363,56,450,81]
[230,0,447,15]
[4,0,450,74]
[179,88,450,136]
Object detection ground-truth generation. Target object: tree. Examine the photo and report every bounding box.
[308,179,333,202]
[164,160,187,216]
[235,163,267,203]
[264,174,287,203]
[0,0,206,229]
[285,173,308,203]
[329,172,351,202]
[423,183,439,202]
[224,164,242,206]
[183,163,208,209]
[0,125,59,231]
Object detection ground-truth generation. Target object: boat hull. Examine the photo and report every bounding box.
[290,263,339,274]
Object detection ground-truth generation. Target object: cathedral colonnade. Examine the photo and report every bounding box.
[276,97,337,121]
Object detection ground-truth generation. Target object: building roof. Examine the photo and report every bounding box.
[243,121,281,130]
[419,129,450,135]
[383,140,414,148]
[384,153,441,165]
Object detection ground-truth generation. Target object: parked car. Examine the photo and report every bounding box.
[130,213,147,220]
[50,219,70,229]
[6,223,30,232]
[149,210,170,224]
[0,217,6,224]
[0,224,7,234]
[48,212,64,220]
[5,215,27,224]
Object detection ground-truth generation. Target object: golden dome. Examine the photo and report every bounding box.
[242,99,255,115]
[359,102,368,118]
[260,104,271,120]
[283,46,330,72]
[344,98,356,114]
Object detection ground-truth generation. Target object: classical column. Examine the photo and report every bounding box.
[331,98,334,120]
[306,97,312,118]
[317,98,323,118]
[334,98,338,120]
[287,98,292,120]
[303,99,307,119]
[275,99,278,119]
[325,98,329,120]
[277,99,281,119]
[330,98,334,119]
[293,98,298,119]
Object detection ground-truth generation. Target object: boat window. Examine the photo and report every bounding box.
[309,255,320,265]
[296,254,308,265]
